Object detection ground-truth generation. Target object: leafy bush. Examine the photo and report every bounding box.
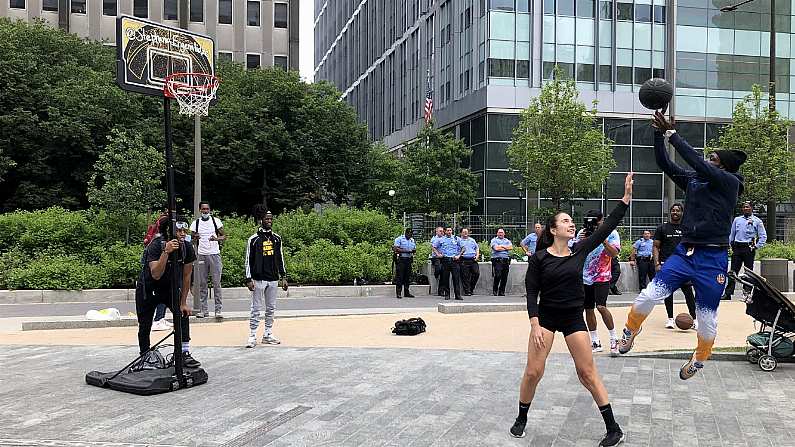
[5,255,108,290]
[89,243,142,288]
[757,242,795,261]
[273,206,401,250]
[215,215,252,287]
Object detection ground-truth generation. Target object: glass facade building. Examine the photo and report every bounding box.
[314,0,795,235]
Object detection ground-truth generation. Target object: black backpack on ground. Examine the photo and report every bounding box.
[392,317,427,336]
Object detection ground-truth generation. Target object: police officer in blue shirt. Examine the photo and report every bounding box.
[393,228,417,299]
[490,228,513,296]
[630,230,655,290]
[458,228,480,296]
[432,226,463,300]
[520,223,542,257]
[723,201,768,300]
[429,227,445,296]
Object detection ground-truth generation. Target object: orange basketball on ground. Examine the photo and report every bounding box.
[675,313,694,330]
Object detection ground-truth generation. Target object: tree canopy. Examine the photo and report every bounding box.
[506,74,614,210]
[0,19,372,216]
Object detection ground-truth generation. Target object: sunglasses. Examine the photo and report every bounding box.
[175,221,189,230]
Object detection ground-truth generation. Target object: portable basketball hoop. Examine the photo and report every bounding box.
[164,72,219,116]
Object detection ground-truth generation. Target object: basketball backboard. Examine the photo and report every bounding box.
[116,15,215,97]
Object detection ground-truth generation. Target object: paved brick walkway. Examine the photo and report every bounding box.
[0,345,792,446]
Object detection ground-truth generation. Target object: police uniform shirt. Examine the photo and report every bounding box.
[633,238,654,257]
[521,233,539,254]
[729,215,767,249]
[434,236,461,258]
[654,222,684,262]
[394,235,416,258]
[490,237,512,259]
[429,235,443,258]
[460,238,479,259]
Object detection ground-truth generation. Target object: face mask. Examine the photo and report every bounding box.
[201,212,210,219]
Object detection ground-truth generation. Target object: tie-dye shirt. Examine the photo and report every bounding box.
[579,229,620,285]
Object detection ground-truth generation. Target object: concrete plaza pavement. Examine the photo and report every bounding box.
[1,342,794,447]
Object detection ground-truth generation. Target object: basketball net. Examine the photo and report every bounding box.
[164,73,219,117]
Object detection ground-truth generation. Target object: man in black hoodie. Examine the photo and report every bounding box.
[244,206,288,348]
[619,111,746,381]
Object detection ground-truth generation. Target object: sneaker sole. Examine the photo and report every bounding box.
[600,433,625,447]
[618,327,642,354]
[510,431,526,438]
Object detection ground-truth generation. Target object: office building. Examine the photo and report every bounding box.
[314,0,794,233]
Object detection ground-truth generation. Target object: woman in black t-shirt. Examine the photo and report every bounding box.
[509,173,633,447]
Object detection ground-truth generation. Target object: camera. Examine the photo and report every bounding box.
[583,216,599,237]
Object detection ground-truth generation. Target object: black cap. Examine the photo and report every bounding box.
[714,149,747,173]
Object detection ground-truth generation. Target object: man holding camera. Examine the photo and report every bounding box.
[722,201,767,300]
[136,217,200,368]
[578,210,621,355]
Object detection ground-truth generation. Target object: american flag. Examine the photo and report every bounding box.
[423,69,433,124]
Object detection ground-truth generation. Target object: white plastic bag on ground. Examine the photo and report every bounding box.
[85,308,122,321]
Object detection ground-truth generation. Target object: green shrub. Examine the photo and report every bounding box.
[273,206,401,250]
[6,255,109,290]
[0,207,91,254]
[757,242,795,261]
[90,243,142,288]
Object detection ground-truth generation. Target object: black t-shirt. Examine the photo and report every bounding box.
[143,236,196,291]
[525,201,628,318]
[654,222,683,262]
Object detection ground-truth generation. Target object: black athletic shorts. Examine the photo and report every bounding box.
[583,282,610,309]
[537,305,587,336]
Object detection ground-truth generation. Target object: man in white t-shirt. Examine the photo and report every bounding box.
[190,201,226,318]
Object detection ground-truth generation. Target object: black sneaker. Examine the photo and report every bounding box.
[509,417,527,438]
[498,292,505,296]
[396,294,402,299]
[182,352,201,368]
[599,427,624,446]
[404,293,415,298]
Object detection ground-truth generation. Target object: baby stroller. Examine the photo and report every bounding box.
[730,269,795,372]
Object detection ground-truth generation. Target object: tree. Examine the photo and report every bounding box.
[393,123,477,215]
[708,85,794,236]
[351,142,402,213]
[0,19,159,211]
[87,129,166,243]
[506,73,614,210]
[170,63,372,215]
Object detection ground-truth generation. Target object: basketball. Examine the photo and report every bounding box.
[675,313,694,330]
[638,78,673,110]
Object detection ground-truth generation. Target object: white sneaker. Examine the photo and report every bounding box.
[164,319,174,327]
[610,339,619,357]
[151,319,170,331]
[262,334,281,345]
[665,318,675,329]
[692,319,698,330]
[592,341,603,352]
[245,335,257,348]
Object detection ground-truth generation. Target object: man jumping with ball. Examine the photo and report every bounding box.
[618,110,746,380]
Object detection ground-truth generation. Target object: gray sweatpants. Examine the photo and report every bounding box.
[249,280,278,334]
[196,253,223,313]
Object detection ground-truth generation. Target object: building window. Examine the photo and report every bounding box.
[489,0,514,11]
[10,0,25,9]
[190,0,203,22]
[218,51,233,63]
[274,55,288,70]
[246,54,261,69]
[274,2,288,28]
[103,0,116,16]
[42,0,57,11]
[71,0,86,13]
[489,58,515,77]
[219,0,232,24]
[164,0,177,20]
[247,1,260,26]
[133,0,148,18]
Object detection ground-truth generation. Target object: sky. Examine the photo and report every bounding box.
[299,0,315,83]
